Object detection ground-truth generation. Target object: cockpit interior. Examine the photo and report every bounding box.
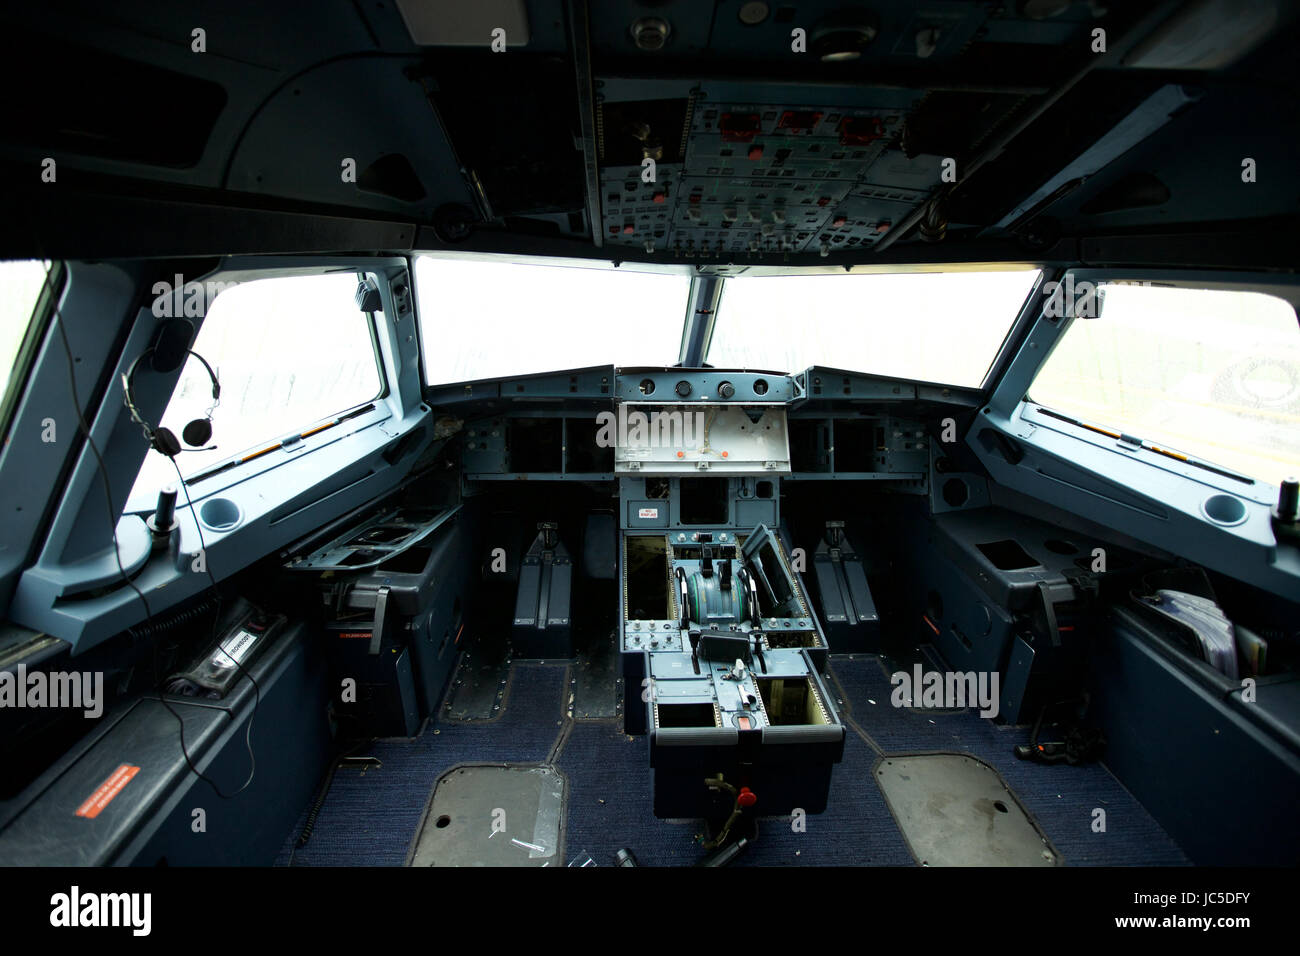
[1,0,1297,902]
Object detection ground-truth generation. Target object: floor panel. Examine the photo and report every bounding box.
[276,652,1189,867]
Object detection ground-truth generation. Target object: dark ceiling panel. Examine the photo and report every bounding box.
[0,0,1296,267]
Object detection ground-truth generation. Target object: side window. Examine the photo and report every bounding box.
[1,259,58,438]
[1029,281,1300,486]
[127,272,384,509]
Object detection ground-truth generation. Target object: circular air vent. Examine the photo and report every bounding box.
[631,17,671,51]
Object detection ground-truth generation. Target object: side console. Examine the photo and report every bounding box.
[283,503,468,737]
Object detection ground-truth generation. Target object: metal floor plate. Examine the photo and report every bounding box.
[875,754,1058,866]
[409,765,565,867]
[570,628,621,719]
[444,645,513,720]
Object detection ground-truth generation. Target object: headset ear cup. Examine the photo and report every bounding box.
[154,427,182,458]
[182,418,213,447]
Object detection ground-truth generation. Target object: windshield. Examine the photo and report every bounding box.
[706,267,1041,386]
[416,255,691,384]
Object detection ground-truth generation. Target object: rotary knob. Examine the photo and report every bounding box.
[718,381,735,399]
[676,380,692,398]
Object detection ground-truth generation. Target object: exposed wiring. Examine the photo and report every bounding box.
[289,740,374,864]
[701,774,742,849]
[47,274,149,619]
[168,454,262,798]
[42,261,260,800]
[698,406,720,456]
[126,593,222,641]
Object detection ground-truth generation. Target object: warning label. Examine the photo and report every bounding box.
[212,628,258,669]
[75,764,140,819]
[638,508,659,519]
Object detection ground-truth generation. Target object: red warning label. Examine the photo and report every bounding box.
[75,764,140,819]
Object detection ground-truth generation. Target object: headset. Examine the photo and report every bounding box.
[39,264,258,800]
[121,321,221,458]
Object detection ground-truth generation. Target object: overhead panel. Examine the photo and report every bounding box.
[588,0,1035,260]
[598,93,947,258]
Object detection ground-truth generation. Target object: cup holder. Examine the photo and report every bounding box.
[1201,493,1247,527]
[198,497,243,532]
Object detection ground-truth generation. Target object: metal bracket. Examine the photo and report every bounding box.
[369,585,390,656]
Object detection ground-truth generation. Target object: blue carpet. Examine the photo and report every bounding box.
[276,663,566,866]
[556,719,915,866]
[555,721,699,866]
[732,729,916,866]
[277,653,1189,866]
[828,654,1190,866]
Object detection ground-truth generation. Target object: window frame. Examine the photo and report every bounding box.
[123,265,394,515]
[0,259,63,443]
[1017,269,1300,499]
[6,256,429,652]
[700,264,1045,389]
[968,268,1300,601]
[411,251,695,386]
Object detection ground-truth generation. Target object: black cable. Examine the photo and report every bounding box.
[42,261,259,799]
[290,740,371,863]
[295,762,337,852]
[167,455,262,798]
[45,265,153,657]
[125,593,222,641]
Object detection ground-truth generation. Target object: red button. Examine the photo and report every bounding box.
[623,224,635,234]
[653,191,666,204]
[833,216,847,227]
[748,145,763,161]
[737,787,757,808]
[737,716,751,730]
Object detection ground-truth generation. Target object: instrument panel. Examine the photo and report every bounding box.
[614,368,799,403]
